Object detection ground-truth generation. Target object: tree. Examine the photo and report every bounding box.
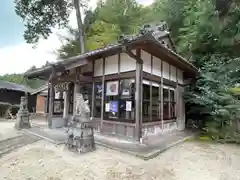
[15,0,86,53]
[56,0,146,58]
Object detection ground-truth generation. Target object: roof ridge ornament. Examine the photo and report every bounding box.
[118,21,170,44]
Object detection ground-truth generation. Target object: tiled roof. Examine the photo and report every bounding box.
[25,32,198,79]
[0,81,32,93]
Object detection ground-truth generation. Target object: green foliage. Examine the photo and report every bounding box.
[15,0,72,44]
[0,64,46,89]
[56,0,145,58]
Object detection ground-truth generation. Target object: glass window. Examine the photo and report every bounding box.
[93,82,102,118]
[163,87,170,119]
[119,80,135,120]
[152,85,160,121]
[143,84,151,122]
[170,89,176,119]
[104,79,135,122]
[68,82,74,114]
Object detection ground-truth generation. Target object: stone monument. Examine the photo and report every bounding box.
[15,95,31,130]
[66,93,95,153]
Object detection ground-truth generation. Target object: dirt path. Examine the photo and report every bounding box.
[0,140,240,180]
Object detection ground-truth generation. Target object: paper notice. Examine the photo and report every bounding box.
[105,103,110,112]
[126,101,132,111]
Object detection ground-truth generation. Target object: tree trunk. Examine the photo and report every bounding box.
[73,0,85,54]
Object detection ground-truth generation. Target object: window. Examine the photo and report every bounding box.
[68,83,74,114]
[53,91,64,115]
[143,81,161,123]
[119,79,135,120]
[170,89,176,119]
[93,82,102,118]
[143,83,150,122]
[152,84,161,121]
[142,80,176,123]
[163,87,169,119]
[163,87,176,120]
[104,79,135,122]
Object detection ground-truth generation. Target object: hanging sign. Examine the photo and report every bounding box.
[54,82,69,92]
[106,81,119,96]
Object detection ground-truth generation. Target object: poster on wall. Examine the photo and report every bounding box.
[126,101,132,111]
[120,79,132,96]
[106,81,119,96]
[109,101,118,113]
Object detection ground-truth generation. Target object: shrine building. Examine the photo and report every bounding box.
[25,23,198,141]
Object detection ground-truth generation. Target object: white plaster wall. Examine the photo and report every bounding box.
[152,56,161,77]
[120,52,136,72]
[177,69,183,84]
[162,61,170,79]
[105,54,118,75]
[170,65,177,82]
[94,59,103,76]
[141,50,151,73]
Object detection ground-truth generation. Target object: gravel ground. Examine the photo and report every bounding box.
[0,140,240,180]
[0,121,21,141]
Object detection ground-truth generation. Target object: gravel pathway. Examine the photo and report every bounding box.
[0,140,240,180]
[0,134,41,157]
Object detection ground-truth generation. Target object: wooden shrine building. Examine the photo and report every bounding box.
[25,23,198,141]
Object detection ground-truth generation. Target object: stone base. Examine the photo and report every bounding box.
[66,136,95,153]
[15,115,31,130]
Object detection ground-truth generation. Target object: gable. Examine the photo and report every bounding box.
[158,36,175,52]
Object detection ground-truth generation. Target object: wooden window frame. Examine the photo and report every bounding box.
[103,78,135,123]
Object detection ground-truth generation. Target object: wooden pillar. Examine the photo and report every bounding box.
[91,60,95,119]
[100,58,105,132]
[168,64,171,121]
[176,69,179,125]
[46,87,50,113]
[135,49,143,141]
[48,67,56,128]
[160,60,164,130]
[91,82,95,118]
[48,81,55,128]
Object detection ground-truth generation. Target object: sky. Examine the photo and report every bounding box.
[0,0,153,75]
